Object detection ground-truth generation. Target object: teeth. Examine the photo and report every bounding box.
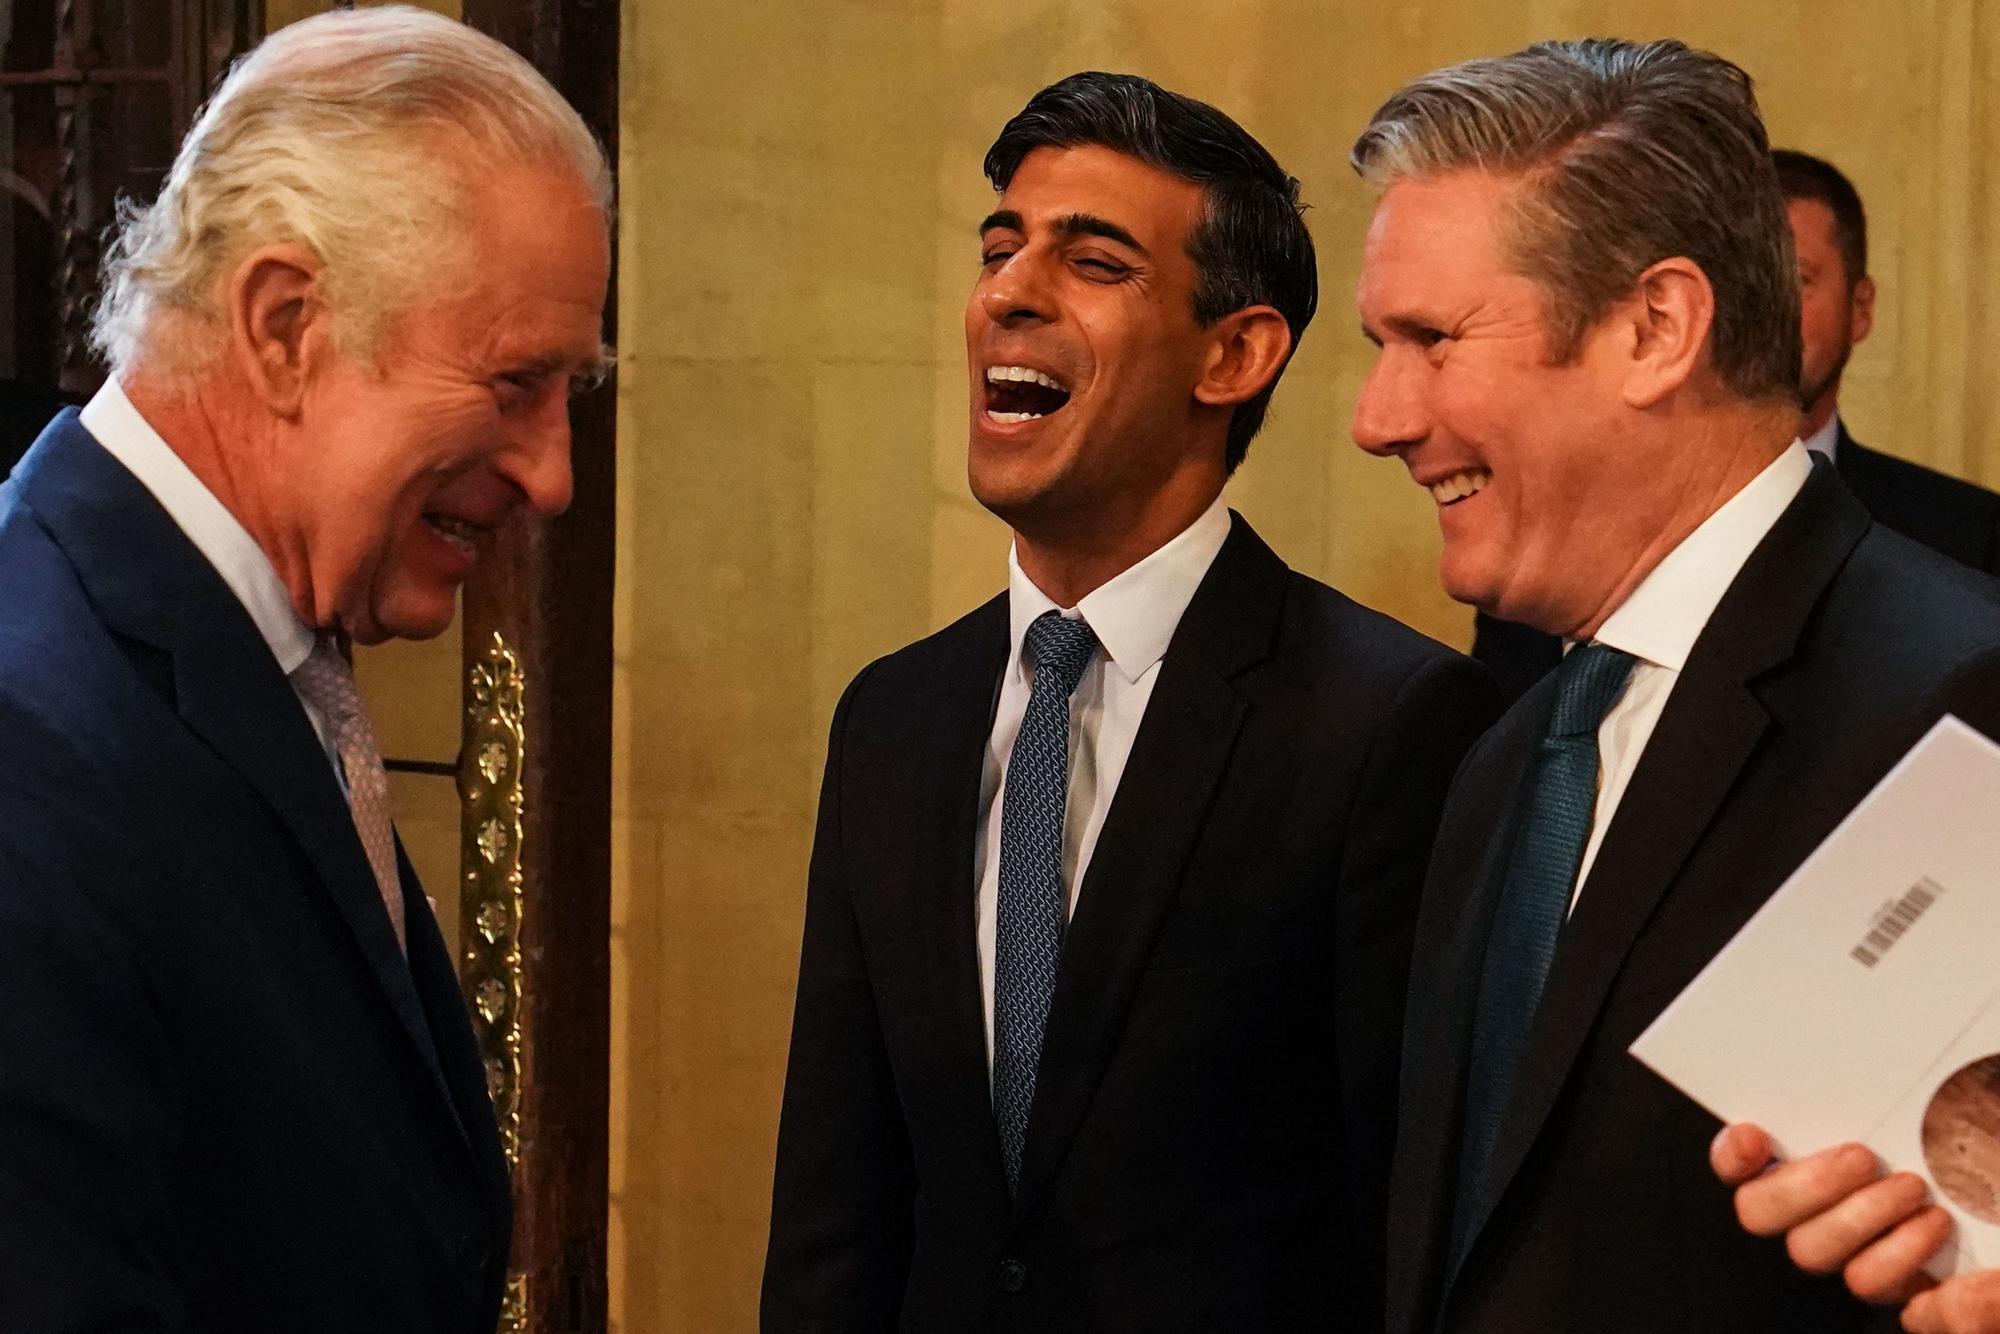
[1427,469,1491,505]
[426,515,482,549]
[985,365,1066,392]
[987,410,1045,424]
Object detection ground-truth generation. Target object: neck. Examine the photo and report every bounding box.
[1566,405,1796,642]
[1798,387,1839,442]
[1013,474,1222,609]
[123,369,316,627]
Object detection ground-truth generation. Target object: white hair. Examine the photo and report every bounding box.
[91,3,611,378]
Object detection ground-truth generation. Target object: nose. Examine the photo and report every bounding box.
[505,397,575,517]
[1351,348,1430,458]
[976,251,1056,328]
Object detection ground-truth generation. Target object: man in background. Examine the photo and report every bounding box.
[1472,147,2000,702]
[764,71,1497,1332]
[1778,148,2000,562]
[0,8,611,1329]
[1351,38,2000,1333]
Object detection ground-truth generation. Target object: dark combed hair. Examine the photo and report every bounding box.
[1773,148,1868,287]
[983,71,1318,473]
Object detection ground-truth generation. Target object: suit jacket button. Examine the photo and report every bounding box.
[455,1235,488,1274]
[996,1258,1028,1293]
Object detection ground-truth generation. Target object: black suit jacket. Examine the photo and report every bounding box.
[0,413,511,1331]
[762,515,1501,1333]
[1474,426,2000,701]
[1392,464,2000,1334]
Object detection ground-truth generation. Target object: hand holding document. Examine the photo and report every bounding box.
[1632,716,2000,1279]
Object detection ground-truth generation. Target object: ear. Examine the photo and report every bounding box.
[1192,305,1293,410]
[1620,257,1714,410]
[225,244,330,417]
[1849,273,1877,346]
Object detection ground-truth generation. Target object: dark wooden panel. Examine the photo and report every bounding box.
[0,0,260,398]
[457,2,619,1330]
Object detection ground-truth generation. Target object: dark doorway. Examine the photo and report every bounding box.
[0,0,259,471]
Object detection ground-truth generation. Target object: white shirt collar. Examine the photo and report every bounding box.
[1006,494,1233,684]
[79,377,317,674]
[1802,413,1841,460]
[1590,442,1813,673]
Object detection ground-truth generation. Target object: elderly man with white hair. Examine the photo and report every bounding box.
[0,7,610,1330]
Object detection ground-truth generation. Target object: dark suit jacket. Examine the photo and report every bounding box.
[762,514,1502,1333]
[1391,464,2000,1334]
[1473,425,2000,701]
[0,413,511,1331]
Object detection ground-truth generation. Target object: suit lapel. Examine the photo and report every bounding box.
[1008,516,1281,1222]
[16,416,464,1132]
[402,842,511,1194]
[901,597,1015,1209]
[1388,701,1543,1333]
[1453,463,1871,1266]
[1458,655,1769,1252]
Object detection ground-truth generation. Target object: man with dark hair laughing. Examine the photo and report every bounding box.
[762,71,1498,1333]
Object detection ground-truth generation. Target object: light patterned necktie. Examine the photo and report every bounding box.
[290,635,407,952]
[992,609,1100,1194]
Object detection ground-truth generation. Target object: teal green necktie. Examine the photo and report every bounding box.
[1452,642,1635,1255]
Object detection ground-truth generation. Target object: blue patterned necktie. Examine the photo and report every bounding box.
[1452,641,1635,1251]
[993,609,1100,1194]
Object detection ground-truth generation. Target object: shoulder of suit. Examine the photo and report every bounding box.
[1847,435,2000,514]
[1275,568,1476,678]
[0,497,115,721]
[1842,520,2000,621]
[0,496,186,814]
[832,591,1007,704]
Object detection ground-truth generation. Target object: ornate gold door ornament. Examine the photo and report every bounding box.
[459,631,529,1331]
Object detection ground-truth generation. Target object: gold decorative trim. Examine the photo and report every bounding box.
[460,632,530,1328]
[498,1273,530,1334]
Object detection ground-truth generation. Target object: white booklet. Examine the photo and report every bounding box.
[1630,715,2000,1277]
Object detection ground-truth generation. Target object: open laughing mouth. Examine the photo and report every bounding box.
[1428,469,1491,507]
[984,365,1072,424]
[423,512,491,559]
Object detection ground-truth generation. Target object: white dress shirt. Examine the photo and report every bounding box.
[79,379,338,768]
[973,495,1232,1066]
[1802,412,1841,461]
[1570,442,1814,909]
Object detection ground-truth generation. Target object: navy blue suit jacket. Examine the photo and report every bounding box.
[0,412,510,1331]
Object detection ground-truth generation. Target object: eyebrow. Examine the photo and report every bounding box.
[1362,314,1447,345]
[508,342,618,386]
[977,209,1151,257]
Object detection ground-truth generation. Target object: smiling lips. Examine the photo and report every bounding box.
[984,364,1072,424]
[422,512,489,559]
[1427,468,1491,506]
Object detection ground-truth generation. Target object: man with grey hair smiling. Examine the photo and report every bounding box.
[0,6,609,1329]
[1350,37,2000,1334]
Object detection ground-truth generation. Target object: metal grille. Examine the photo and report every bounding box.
[1,0,259,397]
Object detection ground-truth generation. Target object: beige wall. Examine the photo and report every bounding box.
[612,3,2000,1330]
